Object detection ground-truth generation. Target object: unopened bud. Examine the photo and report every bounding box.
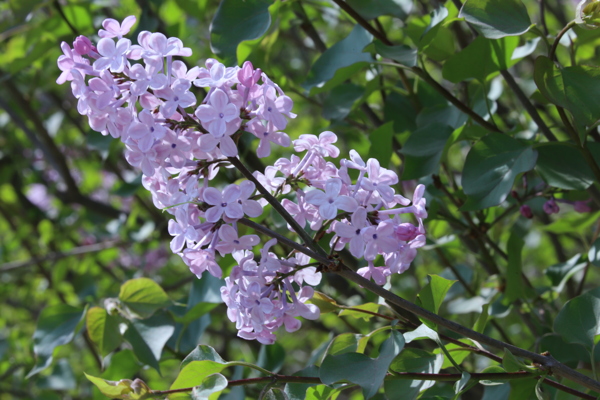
[520,205,533,219]
[577,0,600,29]
[395,222,418,241]
[573,200,592,213]
[73,35,93,55]
[543,198,560,214]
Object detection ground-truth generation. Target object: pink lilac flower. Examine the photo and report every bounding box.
[203,184,244,222]
[305,178,358,220]
[195,88,239,137]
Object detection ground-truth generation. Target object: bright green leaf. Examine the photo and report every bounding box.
[502,348,528,372]
[367,122,395,167]
[182,345,227,369]
[86,307,122,358]
[84,373,150,400]
[27,305,85,377]
[416,275,456,329]
[119,278,172,319]
[210,0,272,65]
[170,361,227,392]
[308,291,341,313]
[284,366,321,400]
[460,0,531,39]
[339,303,381,321]
[461,133,537,211]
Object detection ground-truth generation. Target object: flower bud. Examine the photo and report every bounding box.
[573,200,592,213]
[543,198,560,214]
[520,205,533,219]
[394,222,418,241]
[73,35,93,55]
[576,0,600,29]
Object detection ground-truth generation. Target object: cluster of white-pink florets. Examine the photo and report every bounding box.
[57,16,426,344]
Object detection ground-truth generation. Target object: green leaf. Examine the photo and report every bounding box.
[554,287,600,351]
[474,304,490,333]
[119,278,172,319]
[368,121,395,167]
[416,275,456,329]
[385,348,443,399]
[401,123,454,179]
[84,374,150,400]
[27,304,85,377]
[325,333,362,356]
[257,342,286,374]
[459,0,531,39]
[190,373,228,400]
[308,291,341,314]
[305,385,339,400]
[374,41,417,67]
[442,36,519,83]
[589,238,600,267]
[320,330,405,399]
[461,133,537,211]
[177,302,220,325]
[454,371,472,394]
[322,83,364,121]
[346,0,412,20]
[210,0,272,65]
[504,231,525,303]
[534,56,600,126]
[545,254,586,293]
[284,366,321,400]
[502,348,528,372]
[303,25,372,91]
[171,361,228,392]
[182,345,226,369]
[86,306,122,358]
[263,388,288,400]
[479,366,508,386]
[538,333,589,364]
[124,311,176,372]
[534,142,595,190]
[339,303,381,321]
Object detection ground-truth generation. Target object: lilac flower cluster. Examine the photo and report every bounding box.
[57,16,426,343]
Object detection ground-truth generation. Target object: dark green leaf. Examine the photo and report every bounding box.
[416,104,467,130]
[474,304,490,333]
[442,36,519,83]
[545,254,586,293]
[210,0,272,65]
[339,303,381,321]
[123,311,175,372]
[374,41,417,67]
[257,342,285,374]
[284,366,320,400]
[534,56,600,126]
[303,25,372,91]
[538,334,589,364]
[454,371,472,394]
[37,359,76,390]
[589,238,600,267]
[385,348,443,399]
[119,278,172,319]
[416,275,456,329]
[459,0,531,39]
[320,330,405,399]
[461,133,537,211]
[554,287,600,351]
[401,123,454,179]
[264,388,289,400]
[86,307,122,358]
[322,83,364,121]
[504,231,524,303]
[191,373,228,400]
[346,0,412,20]
[27,304,85,377]
[534,142,594,190]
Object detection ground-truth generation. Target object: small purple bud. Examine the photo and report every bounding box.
[573,200,592,213]
[395,222,418,241]
[511,190,520,199]
[520,205,533,219]
[73,35,93,55]
[543,198,560,214]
